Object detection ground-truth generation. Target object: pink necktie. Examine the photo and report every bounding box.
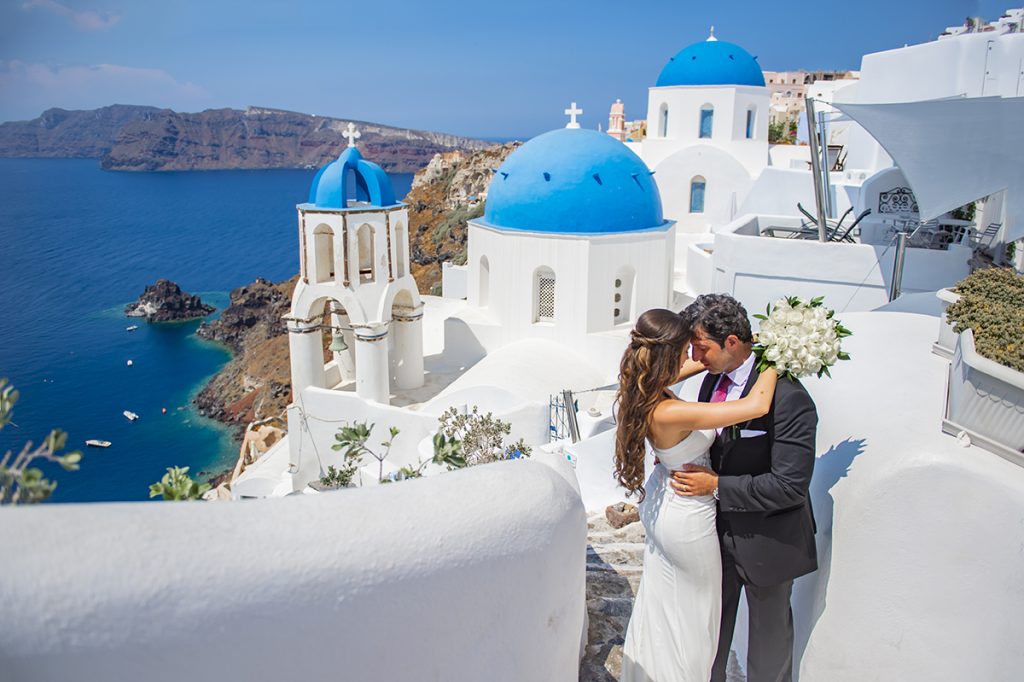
[711,375,733,403]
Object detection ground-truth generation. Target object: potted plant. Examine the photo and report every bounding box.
[942,269,1024,462]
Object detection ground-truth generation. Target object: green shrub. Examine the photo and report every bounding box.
[149,466,210,501]
[947,268,1024,372]
[0,379,84,505]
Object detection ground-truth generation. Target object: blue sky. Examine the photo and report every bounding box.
[0,0,1010,138]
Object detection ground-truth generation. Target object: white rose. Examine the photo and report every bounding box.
[777,337,790,350]
[789,361,805,376]
[787,310,803,325]
[759,330,775,345]
[766,347,782,362]
[807,359,823,375]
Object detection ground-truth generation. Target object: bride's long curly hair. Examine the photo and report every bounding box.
[615,308,692,502]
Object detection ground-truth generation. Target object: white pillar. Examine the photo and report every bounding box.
[392,305,425,390]
[354,324,390,404]
[287,317,325,396]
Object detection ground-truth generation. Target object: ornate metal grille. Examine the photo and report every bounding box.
[537,274,556,320]
[878,186,919,214]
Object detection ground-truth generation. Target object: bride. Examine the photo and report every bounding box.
[616,308,777,682]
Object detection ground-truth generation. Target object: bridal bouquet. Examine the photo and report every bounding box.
[753,296,851,380]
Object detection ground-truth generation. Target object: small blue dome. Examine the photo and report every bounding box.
[482,129,664,234]
[656,38,764,88]
[306,146,396,209]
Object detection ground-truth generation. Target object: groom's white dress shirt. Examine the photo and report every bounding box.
[714,352,756,435]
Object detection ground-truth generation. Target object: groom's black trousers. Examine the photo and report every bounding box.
[711,521,794,682]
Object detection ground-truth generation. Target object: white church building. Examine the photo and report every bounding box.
[639,29,772,232]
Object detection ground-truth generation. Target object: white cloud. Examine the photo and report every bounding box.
[22,0,120,31]
[0,61,210,121]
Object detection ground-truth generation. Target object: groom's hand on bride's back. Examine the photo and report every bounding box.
[671,465,718,497]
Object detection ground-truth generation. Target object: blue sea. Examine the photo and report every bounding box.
[0,158,413,502]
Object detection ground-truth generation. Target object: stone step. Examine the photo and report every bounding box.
[587,543,645,567]
[587,523,646,545]
[585,565,642,599]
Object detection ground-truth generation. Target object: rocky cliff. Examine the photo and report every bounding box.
[406,142,519,293]
[195,277,296,430]
[0,105,491,173]
[125,279,215,322]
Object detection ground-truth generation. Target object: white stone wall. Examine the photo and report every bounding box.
[0,455,587,682]
[651,144,753,233]
[707,214,972,313]
[466,222,675,344]
[642,85,770,174]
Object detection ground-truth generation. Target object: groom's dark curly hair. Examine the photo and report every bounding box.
[680,294,753,345]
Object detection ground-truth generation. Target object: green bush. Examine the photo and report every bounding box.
[0,378,84,505]
[947,268,1024,372]
[149,466,210,501]
[432,203,485,246]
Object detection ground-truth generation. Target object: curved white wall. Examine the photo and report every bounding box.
[0,455,587,682]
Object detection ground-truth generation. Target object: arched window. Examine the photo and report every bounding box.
[312,224,334,284]
[699,104,714,139]
[745,108,755,139]
[659,103,669,138]
[357,224,375,284]
[690,176,706,214]
[613,267,636,325]
[479,255,490,307]
[533,266,556,323]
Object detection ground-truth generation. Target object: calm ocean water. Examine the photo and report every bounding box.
[0,158,412,502]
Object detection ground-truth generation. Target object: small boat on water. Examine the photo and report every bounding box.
[85,439,111,448]
[123,410,139,421]
[126,359,133,367]
[126,325,139,332]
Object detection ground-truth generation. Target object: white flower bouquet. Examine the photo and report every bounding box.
[753,296,851,380]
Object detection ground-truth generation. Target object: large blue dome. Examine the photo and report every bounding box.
[482,128,665,234]
[305,146,397,210]
[656,38,764,88]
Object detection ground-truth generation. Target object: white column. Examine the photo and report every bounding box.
[353,324,390,404]
[392,304,425,390]
[287,317,325,396]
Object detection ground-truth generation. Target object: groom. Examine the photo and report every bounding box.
[672,294,818,682]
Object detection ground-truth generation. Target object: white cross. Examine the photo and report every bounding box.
[564,102,583,129]
[343,122,361,148]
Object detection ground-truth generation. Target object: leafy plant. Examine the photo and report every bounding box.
[437,406,532,466]
[0,379,84,505]
[149,466,210,501]
[381,432,467,484]
[950,202,977,223]
[947,268,1024,372]
[332,422,399,484]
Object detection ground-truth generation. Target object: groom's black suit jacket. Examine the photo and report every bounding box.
[700,365,818,586]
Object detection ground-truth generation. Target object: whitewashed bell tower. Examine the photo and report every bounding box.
[285,124,424,408]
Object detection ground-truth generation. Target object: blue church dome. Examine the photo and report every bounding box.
[482,128,665,234]
[305,146,397,210]
[656,36,765,88]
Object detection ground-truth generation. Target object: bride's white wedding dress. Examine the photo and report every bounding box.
[621,428,722,682]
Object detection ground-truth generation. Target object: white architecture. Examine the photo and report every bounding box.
[0,453,588,682]
[639,30,771,231]
[465,127,675,358]
[281,134,425,489]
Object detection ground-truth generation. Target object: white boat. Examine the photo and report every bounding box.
[126,359,133,366]
[122,410,139,421]
[125,325,138,332]
[85,440,111,448]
